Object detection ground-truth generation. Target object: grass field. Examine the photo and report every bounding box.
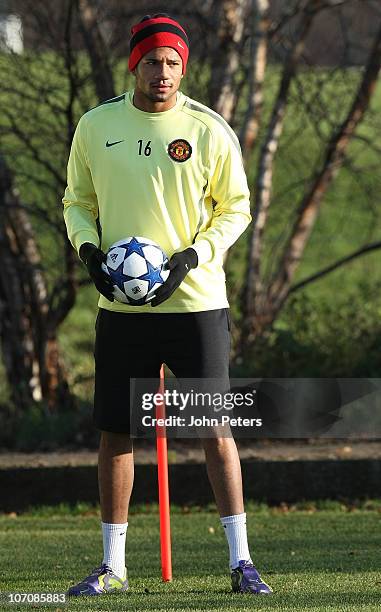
[0,503,380,611]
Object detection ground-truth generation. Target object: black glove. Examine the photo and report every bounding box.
[79,242,114,302]
[151,248,198,307]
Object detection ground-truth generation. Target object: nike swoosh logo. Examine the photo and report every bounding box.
[106,139,124,148]
[178,41,184,49]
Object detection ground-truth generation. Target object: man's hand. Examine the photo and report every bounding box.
[151,248,198,307]
[79,242,114,302]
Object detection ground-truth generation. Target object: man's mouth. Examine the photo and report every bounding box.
[152,83,171,92]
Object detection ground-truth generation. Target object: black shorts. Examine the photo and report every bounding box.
[93,308,231,433]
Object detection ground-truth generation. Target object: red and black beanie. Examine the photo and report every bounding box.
[129,14,189,74]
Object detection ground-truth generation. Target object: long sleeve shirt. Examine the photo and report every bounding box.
[63,90,251,313]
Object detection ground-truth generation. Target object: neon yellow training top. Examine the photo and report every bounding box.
[63,90,251,313]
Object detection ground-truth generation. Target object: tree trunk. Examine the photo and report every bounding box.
[77,0,116,102]
[267,20,381,312]
[208,0,250,122]
[239,0,270,159]
[0,158,73,411]
[239,3,316,351]
[238,19,381,352]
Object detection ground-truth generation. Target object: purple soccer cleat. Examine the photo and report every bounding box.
[231,560,273,595]
[67,563,128,596]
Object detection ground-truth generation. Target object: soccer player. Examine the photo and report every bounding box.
[63,13,273,597]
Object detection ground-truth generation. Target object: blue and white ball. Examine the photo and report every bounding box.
[102,236,169,305]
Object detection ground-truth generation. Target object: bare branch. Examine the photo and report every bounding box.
[63,0,79,145]
[1,109,66,189]
[268,21,381,310]
[268,0,307,39]
[241,1,316,327]
[351,132,381,156]
[290,241,381,292]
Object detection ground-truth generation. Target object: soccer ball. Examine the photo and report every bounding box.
[102,236,170,305]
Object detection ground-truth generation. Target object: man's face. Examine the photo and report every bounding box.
[134,47,183,104]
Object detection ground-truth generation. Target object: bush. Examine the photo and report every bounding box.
[0,400,99,451]
[232,289,381,377]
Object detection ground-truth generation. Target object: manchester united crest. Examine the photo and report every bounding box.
[168,139,192,163]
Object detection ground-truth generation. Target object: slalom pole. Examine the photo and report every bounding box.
[155,364,172,582]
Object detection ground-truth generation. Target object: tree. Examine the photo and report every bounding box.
[0,157,74,410]
[207,0,251,121]
[229,0,381,356]
[0,0,120,410]
[0,0,210,411]
[1,0,380,411]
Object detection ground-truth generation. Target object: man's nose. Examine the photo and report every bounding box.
[157,62,170,79]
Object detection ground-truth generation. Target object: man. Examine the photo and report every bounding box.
[63,13,273,597]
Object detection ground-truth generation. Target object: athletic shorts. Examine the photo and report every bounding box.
[93,307,231,433]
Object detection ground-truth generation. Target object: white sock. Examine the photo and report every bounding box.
[101,521,128,578]
[220,512,252,570]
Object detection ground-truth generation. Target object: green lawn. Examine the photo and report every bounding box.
[0,504,380,611]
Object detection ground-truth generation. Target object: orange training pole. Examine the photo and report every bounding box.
[155,364,172,581]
